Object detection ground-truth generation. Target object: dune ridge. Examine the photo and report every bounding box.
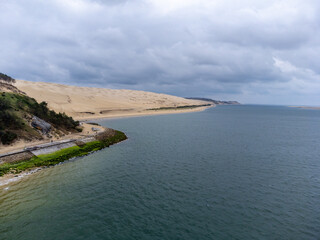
[15,80,213,120]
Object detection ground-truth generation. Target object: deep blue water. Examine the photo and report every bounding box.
[1,105,320,239]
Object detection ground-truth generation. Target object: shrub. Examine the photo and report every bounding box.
[0,131,17,145]
[0,72,15,84]
[0,111,20,129]
[0,98,10,111]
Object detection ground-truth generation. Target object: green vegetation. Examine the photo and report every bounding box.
[0,92,79,145]
[147,104,212,111]
[28,101,79,131]
[0,72,15,84]
[0,130,127,176]
[0,131,18,145]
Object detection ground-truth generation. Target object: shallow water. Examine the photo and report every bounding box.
[1,105,320,239]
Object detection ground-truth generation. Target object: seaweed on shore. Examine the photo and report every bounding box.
[0,130,127,176]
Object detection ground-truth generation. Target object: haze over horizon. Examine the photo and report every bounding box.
[1,0,320,105]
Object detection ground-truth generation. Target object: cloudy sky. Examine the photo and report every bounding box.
[1,0,320,105]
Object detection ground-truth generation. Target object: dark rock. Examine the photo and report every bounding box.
[75,140,86,147]
[91,127,100,132]
[31,116,51,134]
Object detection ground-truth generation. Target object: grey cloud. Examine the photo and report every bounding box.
[1,0,320,104]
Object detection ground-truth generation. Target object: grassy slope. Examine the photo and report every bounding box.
[0,130,127,176]
[0,92,80,145]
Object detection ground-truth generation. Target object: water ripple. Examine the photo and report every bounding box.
[1,105,320,239]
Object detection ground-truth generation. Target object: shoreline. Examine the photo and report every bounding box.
[0,105,212,154]
[0,138,128,189]
[0,167,43,188]
[0,105,212,188]
[0,123,106,155]
[78,105,214,121]
[0,130,127,188]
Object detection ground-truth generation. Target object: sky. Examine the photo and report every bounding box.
[1,0,320,105]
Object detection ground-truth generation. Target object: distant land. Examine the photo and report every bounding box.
[186,97,240,105]
[290,106,320,110]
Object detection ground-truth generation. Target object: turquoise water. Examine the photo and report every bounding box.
[1,105,320,239]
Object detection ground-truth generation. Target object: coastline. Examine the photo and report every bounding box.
[78,105,214,121]
[0,104,212,154]
[0,168,43,188]
[0,122,106,155]
[0,130,127,188]
[0,104,213,188]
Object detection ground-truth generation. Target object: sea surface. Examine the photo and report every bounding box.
[1,105,320,239]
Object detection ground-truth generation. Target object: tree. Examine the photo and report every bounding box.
[0,73,16,84]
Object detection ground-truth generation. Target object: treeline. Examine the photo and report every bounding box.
[0,96,21,144]
[0,73,15,84]
[12,93,80,131]
[28,101,80,131]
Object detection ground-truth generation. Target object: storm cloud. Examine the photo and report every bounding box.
[1,0,320,104]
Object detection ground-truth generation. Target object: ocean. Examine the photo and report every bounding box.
[1,105,320,239]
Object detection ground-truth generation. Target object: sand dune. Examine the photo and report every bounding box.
[15,80,212,120]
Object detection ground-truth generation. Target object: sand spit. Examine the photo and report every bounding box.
[14,80,212,120]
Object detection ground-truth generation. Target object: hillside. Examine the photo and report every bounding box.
[0,85,80,145]
[15,80,211,120]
